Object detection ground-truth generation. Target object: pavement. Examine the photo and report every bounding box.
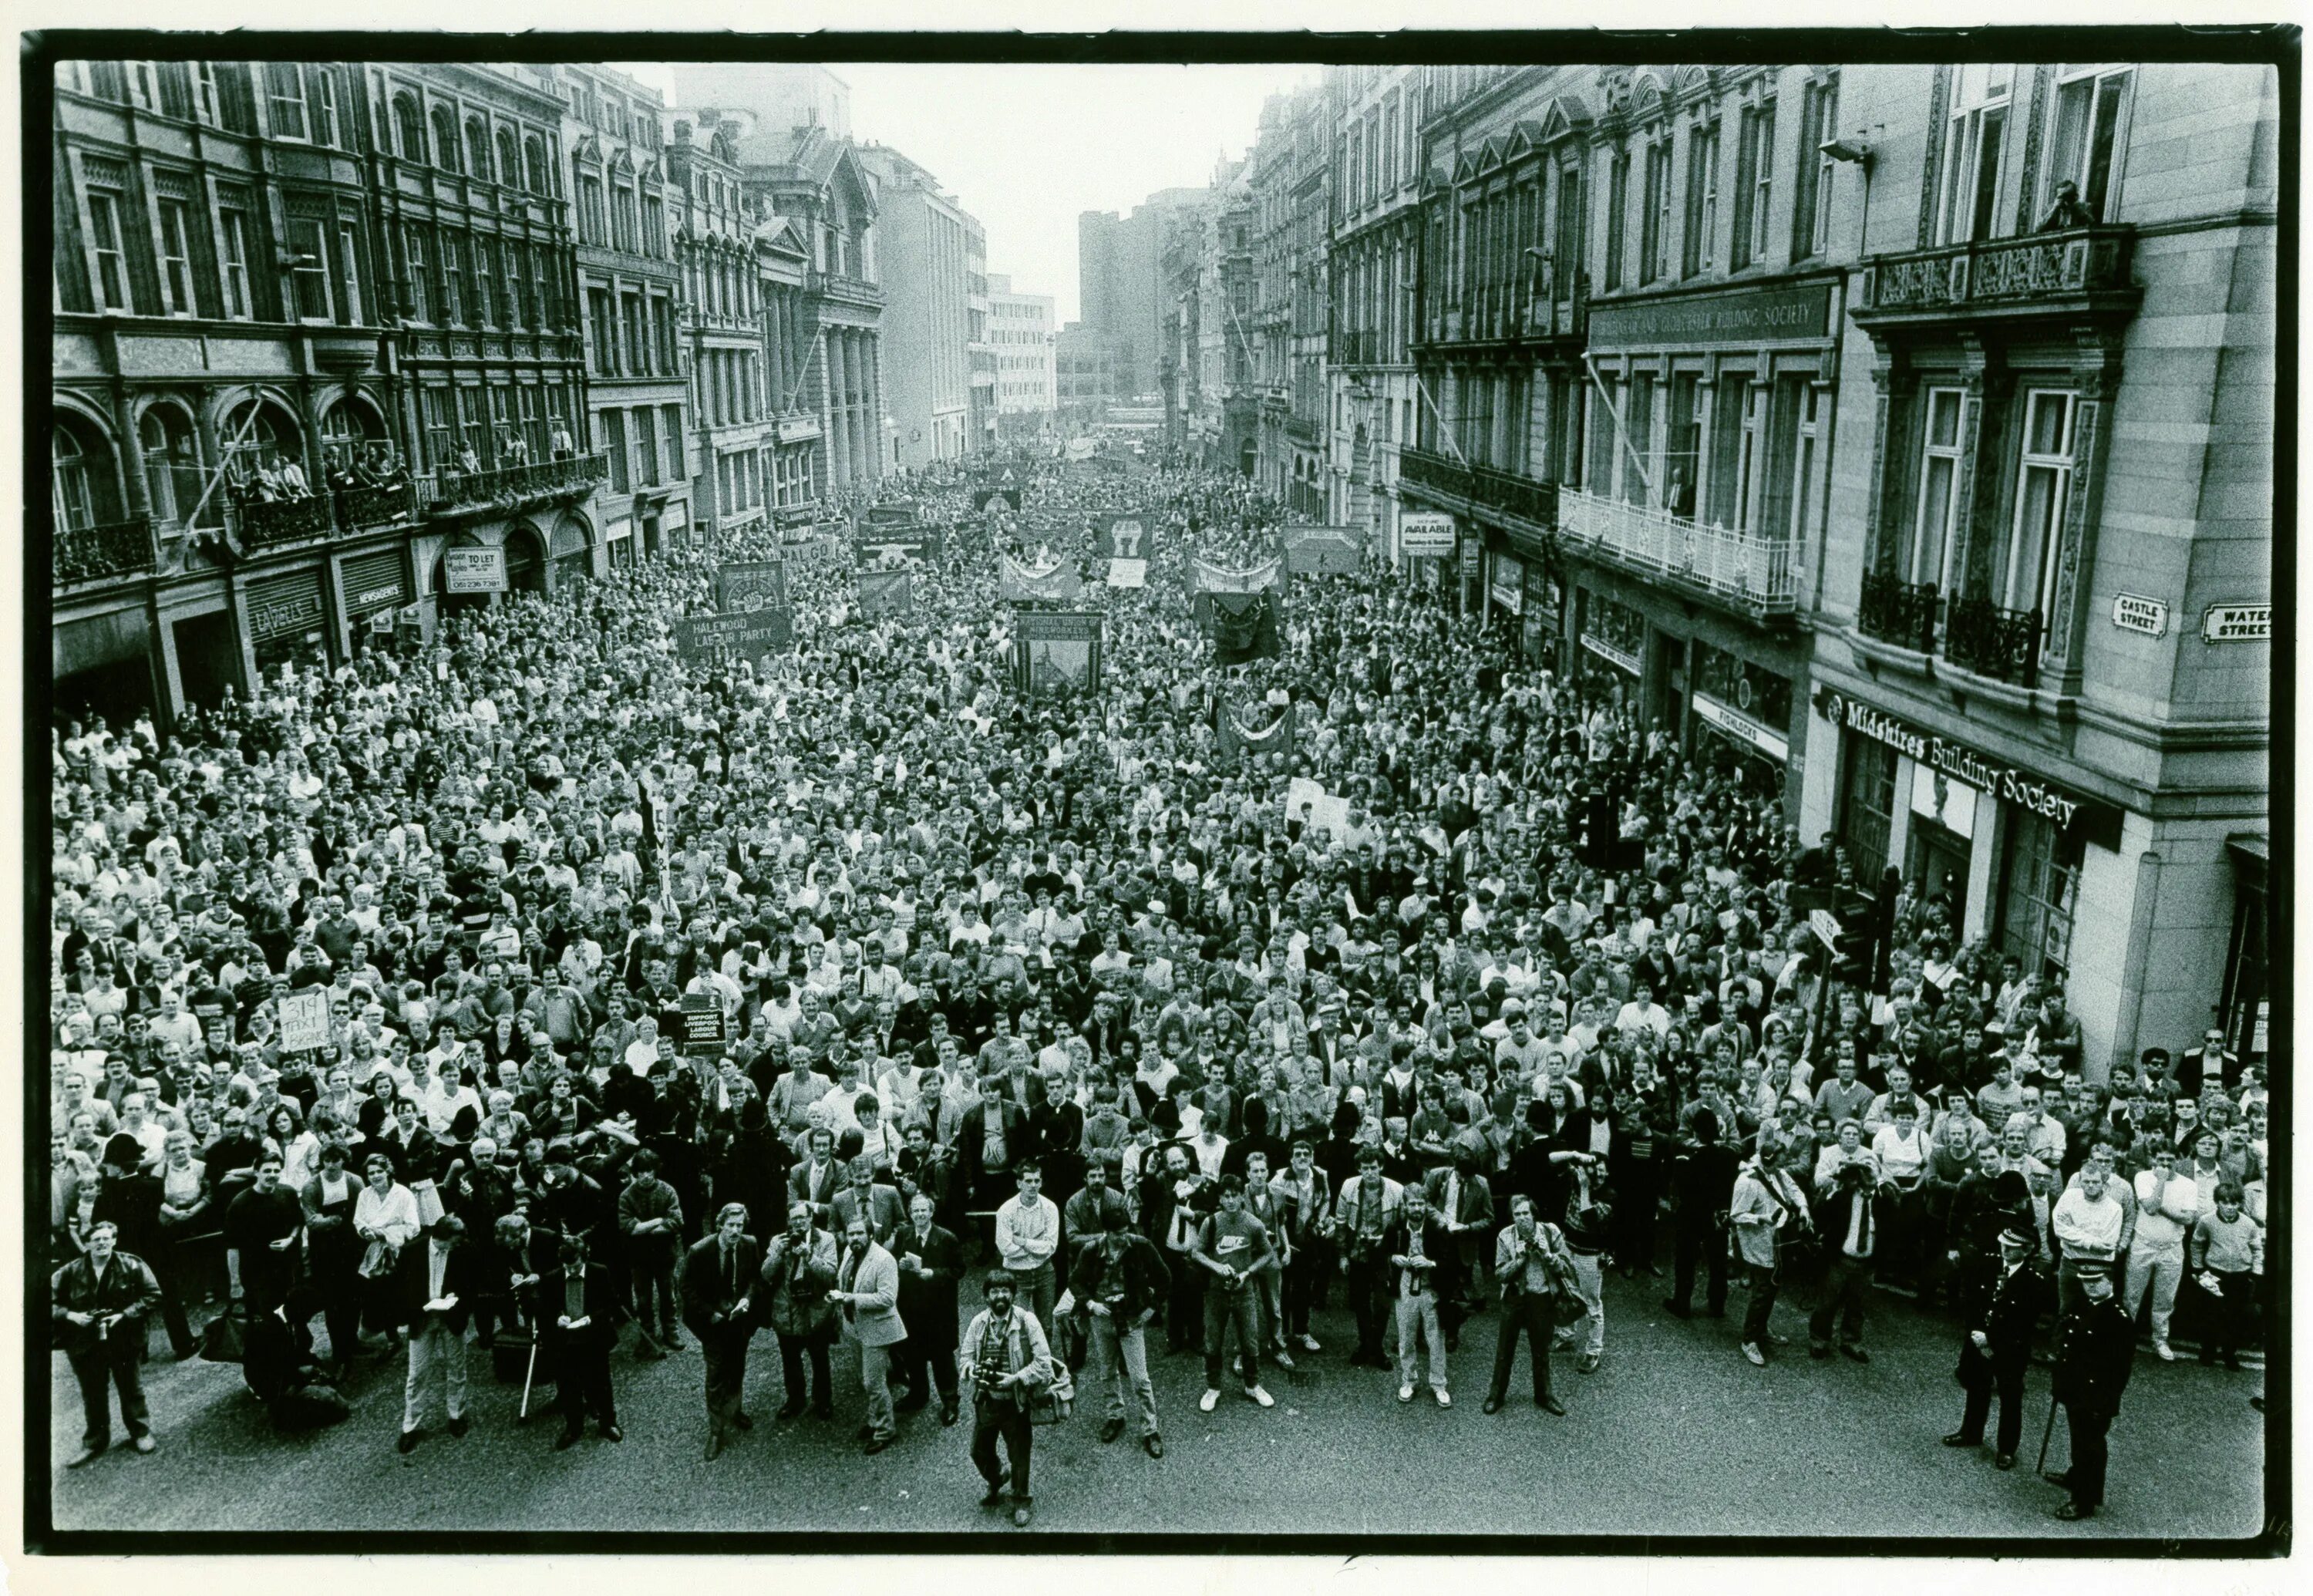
[47,1266,2267,1540]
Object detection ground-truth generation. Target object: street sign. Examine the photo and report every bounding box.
[1810,909,1842,949]
[2201,603,2271,644]
[277,987,333,1052]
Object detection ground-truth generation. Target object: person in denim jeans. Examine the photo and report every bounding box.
[1067,1196,1170,1456]
[1382,1184,1454,1404]
[1189,1176,1275,1412]
[1730,1136,1812,1365]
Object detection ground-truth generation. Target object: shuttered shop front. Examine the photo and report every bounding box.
[338,549,408,618]
[244,569,328,641]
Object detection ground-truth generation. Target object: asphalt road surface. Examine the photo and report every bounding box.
[48,1270,2267,1541]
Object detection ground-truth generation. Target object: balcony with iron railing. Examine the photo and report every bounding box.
[1556,489,1801,616]
[1852,573,2045,691]
[226,492,335,551]
[1857,570,1941,655]
[55,517,158,588]
[416,451,610,519]
[1854,225,2139,328]
[1398,446,1559,530]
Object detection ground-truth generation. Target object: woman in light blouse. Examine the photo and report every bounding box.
[353,1151,419,1352]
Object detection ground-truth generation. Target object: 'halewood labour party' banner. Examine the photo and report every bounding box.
[675,608,793,667]
[1013,611,1103,699]
[716,560,787,611]
[857,568,915,618]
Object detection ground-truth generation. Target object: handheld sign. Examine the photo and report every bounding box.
[277,988,333,1052]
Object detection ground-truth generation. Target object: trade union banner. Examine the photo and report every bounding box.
[716,560,788,611]
[868,500,921,526]
[675,608,794,667]
[1001,553,1084,603]
[1214,693,1297,768]
[854,520,941,567]
[974,486,1024,512]
[1193,555,1284,594]
[1095,512,1153,560]
[1284,526,1364,575]
[1208,589,1283,665]
[857,568,915,618]
[1014,610,1103,699]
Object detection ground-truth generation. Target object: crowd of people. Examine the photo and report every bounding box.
[49,440,2270,1527]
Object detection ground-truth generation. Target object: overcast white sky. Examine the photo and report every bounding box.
[628,62,1312,323]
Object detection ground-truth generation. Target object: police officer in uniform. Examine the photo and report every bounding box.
[1944,1223,2048,1468]
[2048,1258,2134,1520]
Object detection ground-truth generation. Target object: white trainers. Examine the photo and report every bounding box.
[2155,1342,2176,1362]
[1398,1383,1416,1402]
[1298,1334,1321,1353]
[1435,1389,1452,1408]
[1272,1349,1295,1370]
[1246,1385,1274,1408]
[1199,1388,1220,1412]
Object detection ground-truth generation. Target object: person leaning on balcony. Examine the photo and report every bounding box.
[456,443,484,479]
[276,457,311,499]
[503,433,531,467]
[550,422,575,460]
[2037,180,2096,232]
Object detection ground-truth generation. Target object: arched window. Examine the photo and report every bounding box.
[219,397,305,488]
[431,105,461,172]
[466,116,493,182]
[525,133,549,193]
[54,424,100,530]
[321,396,388,474]
[140,405,207,527]
[497,127,520,190]
[393,92,425,161]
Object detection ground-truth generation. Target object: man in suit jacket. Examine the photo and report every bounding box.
[829,1157,908,1249]
[788,1128,847,1224]
[832,1216,906,1451]
[1944,1224,2049,1466]
[1421,1150,1497,1350]
[891,1194,965,1425]
[1380,1184,1457,1403]
[537,1231,621,1448]
[682,1204,763,1460]
[52,1220,162,1466]
[759,1201,840,1419]
[395,1213,483,1453]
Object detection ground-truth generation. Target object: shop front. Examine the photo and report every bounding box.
[242,565,330,680]
[1523,562,1564,668]
[336,546,411,655]
[1813,688,2126,978]
[1688,641,1794,806]
[1574,585,1645,705]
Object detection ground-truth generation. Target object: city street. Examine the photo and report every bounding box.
[50,1279,2266,1540]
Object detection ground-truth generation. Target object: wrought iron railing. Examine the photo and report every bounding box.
[1399,446,1560,528]
[416,450,610,517]
[1857,570,1941,654]
[1942,593,2043,688]
[335,480,419,530]
[1557,488,1800,611]
[55,517,155,585]
[230,493,335,549]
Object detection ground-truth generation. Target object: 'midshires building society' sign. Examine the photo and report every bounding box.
[1820,692,2124,848]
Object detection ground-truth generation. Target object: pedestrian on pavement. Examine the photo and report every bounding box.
[1662,1106,1736,1321]
[960,1268,1052,1528]
[1808,1120,1880,1363]
[1191,1173,1277,1413]
[1068,1190,1170,1454]
[682,1203,760,1460]
[2049,1260,2135,1520]
[2123,1143,2197,1362]
[995,1161,1062,1335]
[1383,1184,1453,1406]
[396,1211,480,1454]
[615,1146,685,1359]
[53,1219,160,1467]
[891,1193,965,1426]
[830,1214,905,1453]
[1944,1223,2047,1468]
[1483,1192,1569,1416]
[1731,1135,1813,1365]
[540,1230,621,1449]
[760,1200,839,1419]
[1334,1143,1399,1369]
